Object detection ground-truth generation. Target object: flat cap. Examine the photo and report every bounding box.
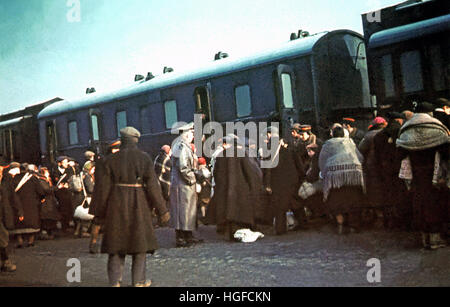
[120,126,141,138]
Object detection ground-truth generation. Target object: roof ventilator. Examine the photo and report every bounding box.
[214,51,229,60]
[163,67,174,74]
[86,87,96,94]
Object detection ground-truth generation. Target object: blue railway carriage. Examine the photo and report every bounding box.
[362,0,450,112]
[37,29,373,164]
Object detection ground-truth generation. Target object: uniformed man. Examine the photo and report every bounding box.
[169,122,203,247]
[94,127,170,287]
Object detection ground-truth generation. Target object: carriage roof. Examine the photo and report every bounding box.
[38,30,361,120]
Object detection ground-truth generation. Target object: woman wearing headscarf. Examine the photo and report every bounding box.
[37,167,61,240]
[396,102,449,250]
[319,124,365,234]
[358,117,388,228]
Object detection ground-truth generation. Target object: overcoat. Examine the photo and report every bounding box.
[169,140,198,231]
[95,141,168,254]
[358,128,385,208]
[13,173,48,231]
[206,146,264,228]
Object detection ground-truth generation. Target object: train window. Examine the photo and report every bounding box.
[116,111,127,137]
[139,106,152,133]
[400,50,424,93]
[429,45,445,91]
[90,114,99,141]
[164,100,178,130]
[235,85,252,118]
[381,54,395,97]
[68,121,79,145]
[281,73,294,109]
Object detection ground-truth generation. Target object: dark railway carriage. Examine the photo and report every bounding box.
[362,0,450,112]
[0,98,62,165]
[37,30,373,163]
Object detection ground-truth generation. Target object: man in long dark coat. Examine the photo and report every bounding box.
[94,127,170,287]
[206,136,264,240]
[51,156,74,232]
[261,126,305,235]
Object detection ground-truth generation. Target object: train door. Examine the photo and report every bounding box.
[45,120,58,163]
[274,64,299,139]
[194,83,212,125]
[89,110,103,155]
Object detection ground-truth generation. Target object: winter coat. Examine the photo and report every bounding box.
[262,139,305,213]
[169,140,198,231]
[206,146,265,228]
[95,140,168,254]
[373,123,409,208]
[358,128,385,208]
[13,173,48,231]
[38,177,61,222]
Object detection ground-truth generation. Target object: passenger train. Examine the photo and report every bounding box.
[0,0,448,166]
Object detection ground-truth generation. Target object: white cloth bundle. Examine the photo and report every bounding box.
[233,229,264,243]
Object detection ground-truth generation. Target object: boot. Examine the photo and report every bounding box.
[185,231,204,244]
[430,233,447,250]
[175,230,190,248]
[74,222,81,237]
[89,224,101,254]
[421,232,430,250]
[1,259,17,272]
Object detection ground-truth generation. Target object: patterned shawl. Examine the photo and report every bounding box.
[319,137,365,201]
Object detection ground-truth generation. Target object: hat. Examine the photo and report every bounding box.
[161,145,171,155]
[120,126,141,139]
[415,102,435,113]
[291,123,301,132]
[198,157,206,166]
[9,162,20,169]
[299,124,312,132]
[435,98,450,108]
[372,117,387,125]
[342,117,356,125]
[84,151,95,159]
[56,156,68,163]
[109,139,121,149]
[173,122,194,132]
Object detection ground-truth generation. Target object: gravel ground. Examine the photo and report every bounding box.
[0,221,449,287]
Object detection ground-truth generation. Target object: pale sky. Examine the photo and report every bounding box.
[0,0,402,115]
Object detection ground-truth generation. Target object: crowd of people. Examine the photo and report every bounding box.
[0,97,448,286]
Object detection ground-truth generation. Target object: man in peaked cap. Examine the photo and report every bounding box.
[94,126,170,287]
